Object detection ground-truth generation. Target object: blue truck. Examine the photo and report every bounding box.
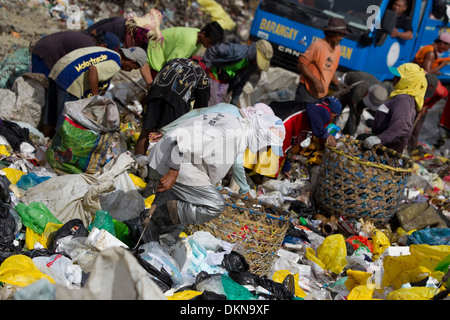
[249,0,450,83]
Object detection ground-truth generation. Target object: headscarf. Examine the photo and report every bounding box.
[388,63,427,111]
[241,103,275,118]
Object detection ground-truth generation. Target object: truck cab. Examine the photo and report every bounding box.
[249,0,450,83]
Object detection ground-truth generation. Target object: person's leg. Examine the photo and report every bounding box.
[294,82,320,105]
[425,80,448,109]
[135,98,164,155]
[39,78,58,137]
[406,109,427,154]
[142,183,226,245]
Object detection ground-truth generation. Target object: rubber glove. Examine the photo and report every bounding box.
[363,135,381,149]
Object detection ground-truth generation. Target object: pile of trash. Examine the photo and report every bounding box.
[0,109,449,300]
[0,0,449,301]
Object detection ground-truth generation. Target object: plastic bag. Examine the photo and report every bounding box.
[407,228,450,246]
[167,290,203,300]
[32,254,83,289]
[15,202,62,234]
[307,234,347,274]
[382,244,450,289]
[345,269,372,292]
[139,241,183,285]
[46,219,89,252]
[113,219,132,247]
[46,96,120,174]
[0,203,16,247]
[129,173,147,189]
[346,235,373,252]
[0,254,55,286]
[272,270,307,298]
[197,0,236,31]
[371,229,390,261]
[2,167,26,185]
[25,222,62,250]
[88,210,115,236]
[16,172,51,191]
[221,273,256,300]
[347,284,375,300]
[386,286,445,300]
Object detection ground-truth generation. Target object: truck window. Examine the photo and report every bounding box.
[261,0,383,34]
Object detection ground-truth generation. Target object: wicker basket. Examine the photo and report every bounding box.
[185,190,291,276]
[314,136,414,226]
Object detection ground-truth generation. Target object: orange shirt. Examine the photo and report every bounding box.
[298,38,340,99]
[413,44,436,68]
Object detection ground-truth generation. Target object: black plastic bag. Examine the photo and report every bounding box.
[0,118,34,151]
[195,291,227,300]
[221,251,250,272]
[134,253,174,289]
[256,276,295,300]
[228,270,259,287]
[0,175,11,204]
[47,219,89,252]
[0,202,16,250]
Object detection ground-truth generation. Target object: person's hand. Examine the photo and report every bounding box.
[363,135,381,149]
[242,191,253,199]
[156,169,179,192]
[149,131,163,142]
[326,135,337,147]
[391,28,400,38]
[312,78,325,97]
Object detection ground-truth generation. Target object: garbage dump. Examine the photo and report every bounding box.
[0,0,449,305]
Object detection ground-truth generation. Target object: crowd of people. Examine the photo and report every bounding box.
[27,6,450,248]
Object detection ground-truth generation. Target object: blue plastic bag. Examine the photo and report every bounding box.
[407,228,450,246]
[17,173,51,191]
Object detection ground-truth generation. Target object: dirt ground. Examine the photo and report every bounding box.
[0,1,63,61]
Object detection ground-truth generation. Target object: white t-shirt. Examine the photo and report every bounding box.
[148,112,248,187]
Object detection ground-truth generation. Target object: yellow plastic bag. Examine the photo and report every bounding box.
[167,290,203,300]
[197,0,236,31]
[305,247,325,269]
[345,269,372,292]
[316,234,347,274]
[0,145,11,156]
[144,194,156,208]
[347,284,375,300]
[410,244,450,271]
[387,286,444,300]
[272,270,307,298]
[0,255,55,286]
[129,173,147,189]
[25,222,63,250]
[2,167,26,184]
[371,229,390,261]
[382,244,450,289]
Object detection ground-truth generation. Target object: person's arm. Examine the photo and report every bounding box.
[297,60,325,97]
[423,51,449,74]
[88,65,99,96]
[157,168,179,192]
[231,154,250,195]
[306,103,331,139]
[391,28,413,40]
[140,63,153,89]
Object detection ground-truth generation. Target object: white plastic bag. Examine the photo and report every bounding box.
[32,254,83,289]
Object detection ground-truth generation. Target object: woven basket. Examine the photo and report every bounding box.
[314,136,414,226]
[185,190,291,276]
